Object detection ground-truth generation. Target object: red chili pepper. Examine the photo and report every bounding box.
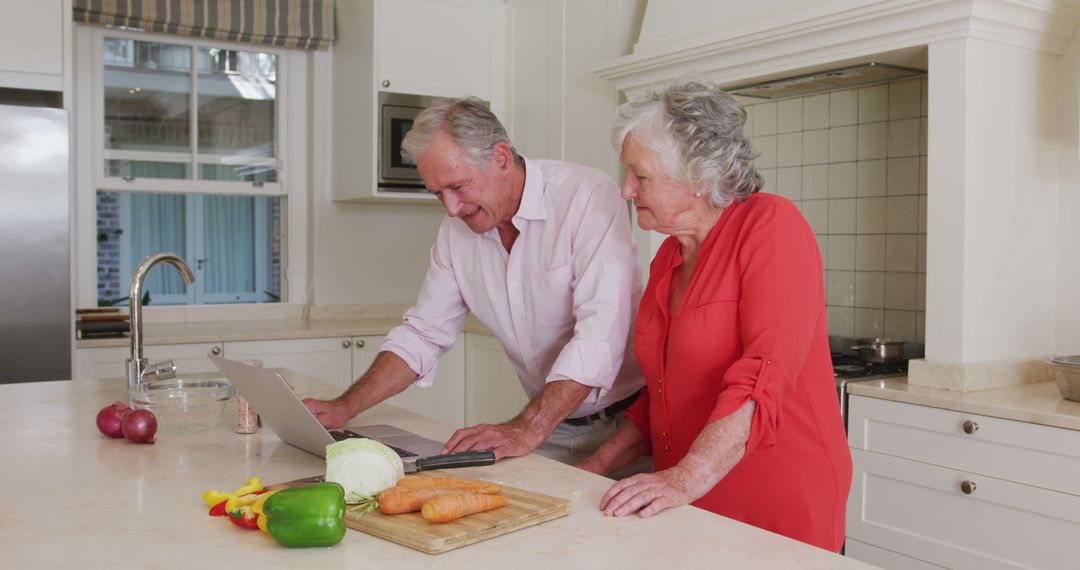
[209,501,228,517]
[229,507,260,530]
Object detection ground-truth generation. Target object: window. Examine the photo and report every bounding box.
[76,26,309,309]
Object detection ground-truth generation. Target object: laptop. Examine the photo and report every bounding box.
[209,355,445,461]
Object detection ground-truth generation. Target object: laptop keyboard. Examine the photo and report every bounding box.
[328,429,418,458]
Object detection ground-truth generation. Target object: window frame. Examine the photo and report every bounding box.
[74,24,310,312]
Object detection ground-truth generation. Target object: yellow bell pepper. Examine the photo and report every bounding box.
[202,477,266,513]
[202,489,232,509]
[252,490,278,533]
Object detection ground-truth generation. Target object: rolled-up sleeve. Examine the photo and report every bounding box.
[707,200,824,456]
[546,181,639,397]
[380,220,468,387]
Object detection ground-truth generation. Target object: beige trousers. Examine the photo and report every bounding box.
[535,413,653,479]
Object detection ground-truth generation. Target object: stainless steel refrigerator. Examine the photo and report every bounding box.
[0,102,71,383]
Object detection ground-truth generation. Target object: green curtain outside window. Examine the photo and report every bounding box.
[73,0,335,50]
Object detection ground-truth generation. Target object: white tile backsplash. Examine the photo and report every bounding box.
[776,166,802,201]
[885,234,918,272]
[856,197,887,234]
[802,129,829,165]
[753,101,778,136]
[828,162,857,198]
[829,126,858,162]
[778,99,803,133]
[745,77,926,342]
[760,167,777,195]
[802,164,829,199]
[886,195,919,233]
[777,132,802,167]
[830,89,858,127]
[829,198,857,234]
[803,94,830,129]
[889,79,922,120]
[859,84,889,123]
[855,271,885,308]
[858,123,888,160]
[887,118,920,157]
[857,160,887,197]
[887,157,919,196]
[856,235,886,271]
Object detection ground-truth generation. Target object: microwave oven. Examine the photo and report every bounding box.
[378,92,437,192]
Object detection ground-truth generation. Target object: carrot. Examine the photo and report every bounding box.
[396,476,501,494]
[420,493,509,523]
[377,488,452,514]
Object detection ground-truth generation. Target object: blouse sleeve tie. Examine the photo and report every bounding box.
[708,355,786,457]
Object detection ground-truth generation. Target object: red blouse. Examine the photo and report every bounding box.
[626,193,851,552]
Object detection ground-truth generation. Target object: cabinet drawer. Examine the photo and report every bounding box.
[848,448,1080,570]
[848,395,1080,495]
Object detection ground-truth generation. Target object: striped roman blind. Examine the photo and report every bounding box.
[73,0,335,50]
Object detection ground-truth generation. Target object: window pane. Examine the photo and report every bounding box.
[197,48,277,183]
[96,191,282,306]
[104,38,192,180]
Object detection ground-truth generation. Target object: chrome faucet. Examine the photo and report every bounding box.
[126,253,195,402]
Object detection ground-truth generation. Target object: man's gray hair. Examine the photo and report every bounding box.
[401,97,523,166]
[612,74,762,208]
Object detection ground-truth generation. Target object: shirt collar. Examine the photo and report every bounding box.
[513,158,547,222]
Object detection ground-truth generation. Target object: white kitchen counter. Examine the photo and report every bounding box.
[848,378,1080,431]
[0,374,874,569]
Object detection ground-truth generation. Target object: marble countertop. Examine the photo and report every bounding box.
[848,378,1080,431]
[0,374,874,569]
[78,314,493,349]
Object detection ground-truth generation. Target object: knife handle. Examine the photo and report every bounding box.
[415,450,496,471]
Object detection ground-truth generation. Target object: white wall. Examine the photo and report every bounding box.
[1057,31,1080,354]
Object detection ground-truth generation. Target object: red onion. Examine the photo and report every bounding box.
[121,409,158,444]
[96,401,132,439]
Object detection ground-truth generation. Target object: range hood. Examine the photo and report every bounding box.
[727,62,925,100]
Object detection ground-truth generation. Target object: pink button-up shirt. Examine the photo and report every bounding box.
[381,159,644,419]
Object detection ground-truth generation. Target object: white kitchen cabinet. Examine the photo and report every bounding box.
[0,0,63,91]
[351,334,467,429]
[74,342,223,381]
[376,0,496,100]
[464,332,528,425]
[331,0,506,203]
[224,337,354,389]
[846,395,1080,570]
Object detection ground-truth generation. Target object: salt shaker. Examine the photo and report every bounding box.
[235,359,263,434]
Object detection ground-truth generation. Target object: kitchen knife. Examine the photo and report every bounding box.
[404,450,496,473]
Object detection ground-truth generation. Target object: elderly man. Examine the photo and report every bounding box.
[304,98,645,465]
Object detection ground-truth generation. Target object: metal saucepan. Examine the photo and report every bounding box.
[851,338,905,363]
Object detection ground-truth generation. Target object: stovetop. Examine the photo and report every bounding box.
[832,352,908,381]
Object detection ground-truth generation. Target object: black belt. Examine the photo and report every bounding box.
[564,389,641,426]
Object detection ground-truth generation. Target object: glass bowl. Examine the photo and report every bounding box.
[130,378,234,434]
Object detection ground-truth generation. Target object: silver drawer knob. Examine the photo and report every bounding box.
[342,339,352,349]
[960,480,977,495]
[962,420,979,434]
[382,79,390,88]
[211,346,221,355]
[355,339,366,349]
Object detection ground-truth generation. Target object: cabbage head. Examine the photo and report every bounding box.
[324,438,404,505]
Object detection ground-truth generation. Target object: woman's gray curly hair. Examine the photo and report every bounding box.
[401,97,523,167]
[612,74,762,208]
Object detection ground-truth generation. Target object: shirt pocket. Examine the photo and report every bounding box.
[526,264,574,325]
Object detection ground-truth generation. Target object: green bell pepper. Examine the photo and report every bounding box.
[262,482,347,548]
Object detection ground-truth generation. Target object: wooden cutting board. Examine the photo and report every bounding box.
[271,473,570,554]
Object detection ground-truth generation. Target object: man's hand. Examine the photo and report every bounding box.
[302,397,356,429]
[442,418,546,460]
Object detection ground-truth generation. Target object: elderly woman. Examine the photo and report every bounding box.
[577,75,851,552]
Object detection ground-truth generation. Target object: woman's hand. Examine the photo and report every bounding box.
[598,464,708,518]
